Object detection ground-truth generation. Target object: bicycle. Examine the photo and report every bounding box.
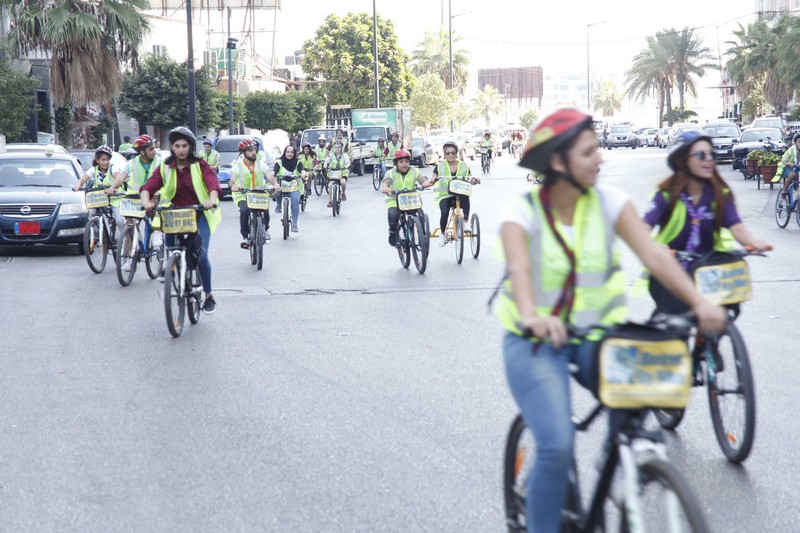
[480,148,491,173]
[157,204,209,338]
[115,193,165,286]
[774,172,800,228]
[301,172,311,212]
[372,159,386,190]
[650,247,768,464]
[504,315,710,533]
[312,167,328,196]
[82,186,119,274]
[240,187,272,270]
[278,174,302,239]
[328,169,345,217]
[389,187,428,274]
[431,177,480,264]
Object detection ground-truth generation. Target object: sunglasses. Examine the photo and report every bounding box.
[689,151,714,161]
[444,150,457,155]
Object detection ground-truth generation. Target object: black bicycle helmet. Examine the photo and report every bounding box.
[168,126,197,152]
[667,130,713,171]
[519,108,593,172]
[792,132,800,143]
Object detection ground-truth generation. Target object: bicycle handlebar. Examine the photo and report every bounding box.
[520,313,695,341]
[671,246,771,262]
[155,204,215,212]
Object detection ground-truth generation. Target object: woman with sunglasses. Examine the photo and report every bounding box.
[431,140,480,247]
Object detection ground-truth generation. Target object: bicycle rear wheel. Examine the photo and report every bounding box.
[255,216,264,271]
[775,192,790,228]
[373,166,381,190]
[454,216,464,264]
[84,218,108,273]
[145,229,164,279]
[625,459,710,532]
[187,267,202,325]
[314,172,324,196]
[470,213,481,258]
[410,216,427,274]
[164,253,185,337]
[115,224,137,286]
[503,415,532,533]
[707,323,755,464]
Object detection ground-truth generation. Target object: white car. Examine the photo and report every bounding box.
[639,128,659,147]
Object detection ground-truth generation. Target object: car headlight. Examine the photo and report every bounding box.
[59,203,88,216]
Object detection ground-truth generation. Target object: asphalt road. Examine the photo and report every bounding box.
[1,148,799,531]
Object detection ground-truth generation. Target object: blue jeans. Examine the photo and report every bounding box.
[165,214,212,294]
[503,332,599,533]
[276,191,300,226]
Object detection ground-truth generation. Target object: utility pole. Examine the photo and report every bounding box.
[186,0,197,133]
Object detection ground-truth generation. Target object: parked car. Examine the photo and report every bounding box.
[701,121,742,162]
[656,127,671,148]
[639,128,659,147]
[410,137,437,167]
[5,143,69,154]
[667,123,700,146]
[0,148,88,254]
[606,124,638,149]
[731,127,786,170]
[751,116,788,142]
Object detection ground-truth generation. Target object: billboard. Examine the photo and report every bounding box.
[478,66,544,104]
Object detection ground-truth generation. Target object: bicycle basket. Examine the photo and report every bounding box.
[161,208,198,234]
[597,323,691,409]
[397,191,423,211]
[448,179,473,196]
[119,197,146,218]
[85,190,109,209]
[385,160,395,168]
[691,252,751,305]
[280,179,299,193]
[328,170,343,179]
[246,192,270,210]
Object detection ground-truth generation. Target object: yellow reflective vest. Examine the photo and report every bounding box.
[384,167,421,209]
[159,162,222,233]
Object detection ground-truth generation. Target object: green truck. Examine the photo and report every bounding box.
[351,107,413,170]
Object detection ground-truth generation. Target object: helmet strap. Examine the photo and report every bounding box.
[557,152,587,194]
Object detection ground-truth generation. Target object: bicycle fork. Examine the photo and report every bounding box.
[618,438,679,532]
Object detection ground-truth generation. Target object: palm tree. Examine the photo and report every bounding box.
[1,0,150,146]
[411,29,469,94]
[592,81,623,117]
[625,34,674,126]
[471,85,504,127]
[670,28,718,113]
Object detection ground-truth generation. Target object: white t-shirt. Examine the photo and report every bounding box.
[501,184,629,243]
[84,162,123,186]
[325,152,350,170]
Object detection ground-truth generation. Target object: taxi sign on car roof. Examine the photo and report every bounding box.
[0,134,5,154]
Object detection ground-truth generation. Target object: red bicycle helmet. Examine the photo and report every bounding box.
[238,138,258,151]
[377,137,386,143]
[392,149,411,162]
[132,134,154,151]
[519,108,593,172]
[95,145,113,158]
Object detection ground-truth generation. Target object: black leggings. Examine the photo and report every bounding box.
[387,207,401,234]
[439,195,470,231]
[237,200,269,238]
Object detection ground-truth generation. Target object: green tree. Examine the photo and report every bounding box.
[117,55,219,135]
[0,58,39,141]
[244,91,297,134]
[208,91,246,135]
[290,91,325,132]
[448,99,476,131]
[741,74,767,119]
[519,108,539,130]
[472,85,504,127]
[301,13,413,108]
[0,0,149,107]
[407,73,454,131]
[626,34,673,126]
[411,29,469,94]
[592,80,623,116]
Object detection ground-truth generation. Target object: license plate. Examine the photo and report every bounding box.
[15,221,40,235]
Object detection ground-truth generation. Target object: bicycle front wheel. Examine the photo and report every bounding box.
[249,215,258,265]
[503,415,532,533]
[145,230,164,279]
[187,267,202,325]
[314,172,323,196]
[331,183,339,217]
[84,218,108,274]
[410,216,427,274]
[397,220,411,269]
[422,212,431,259]
[164,253,185,337]
[775,192,790,228]
[454,216,464,264]
[282,197,289,240]
[373,166,381,190]
[707,323,755,464]
[255,216,264,271]
[623,459,710,533]
[115,224,137,286]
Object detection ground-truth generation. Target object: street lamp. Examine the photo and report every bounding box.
[586,20,604,112]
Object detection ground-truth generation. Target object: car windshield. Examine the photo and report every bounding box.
[753,119,782,129]
[740,129,781,143]
[646,129,658,134]
[0,159,78,188]
[219,151,240,166]
[412,139,424,149]
[703,125,740,137]
[301,129,339,145]
[610,126,631,134]
[354,127,385,143]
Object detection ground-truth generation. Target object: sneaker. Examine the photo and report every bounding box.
[265,231,271,244]
[122,258,133,272]
[438,234,446,247]
[240,240,249,250]
[291,225,298,233]
[151,231,163,248]
[202,295,216,314]
[327,201,333,207]
[389,233,398,247]
[342,191,347,201]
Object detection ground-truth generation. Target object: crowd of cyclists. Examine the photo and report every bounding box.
[72,110,774,530]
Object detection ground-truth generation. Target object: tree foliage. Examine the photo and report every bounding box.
[411,29,469,94]
[592,81,623,116]
[0,0,150,107]
[519,109,539,130]
[207,91,246,135]
[244,90,297,133]
[0,58,39,141]
[301,13,413,108]
[408,73,455,131]
[472,85,504,127]
[290,91,325,132]
[117,54,218,132]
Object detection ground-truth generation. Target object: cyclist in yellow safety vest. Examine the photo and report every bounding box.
[479,131,494,162]
[430,140,480,247]
[140,127,222,314]
[230,137,278,249]
[386,131,403,161]
[297,143,316,194]
[380,149,433,246]
[72,144,126,236]
[328,129,350,154]
[200,139,221,173]
[777,133,800,195]
[273,145,307,233]
[325,141,351,207]
[374,137,389,179]
[495,108,727,533]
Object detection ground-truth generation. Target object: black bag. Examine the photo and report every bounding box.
[186,233,204,269]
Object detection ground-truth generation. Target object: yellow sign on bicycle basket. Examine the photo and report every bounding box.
[448,179,473,196]
[85,190,109,208]
[397,191,422,211]
[281,179,299,193]
[328,170,342,180]
[161,208,198,234]
[385,160,395,168]
[246,192,270,210]
[598,338,691,409]
[119,197,146,218]
[693,260,751,305]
